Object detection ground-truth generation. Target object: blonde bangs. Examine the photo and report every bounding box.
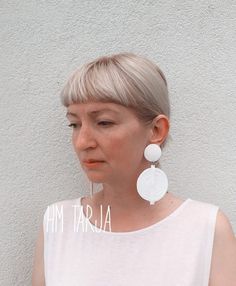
[60,53,170,131]
[60,52,171,148]
[60,57,142,108]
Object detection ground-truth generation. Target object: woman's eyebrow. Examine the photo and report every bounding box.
[66,108,119,117]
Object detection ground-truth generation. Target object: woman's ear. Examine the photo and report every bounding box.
[149,115,170,146]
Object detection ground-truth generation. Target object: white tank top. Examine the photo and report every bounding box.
[43,197,219,286]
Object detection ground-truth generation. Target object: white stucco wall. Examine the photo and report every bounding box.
[1,1,235,284]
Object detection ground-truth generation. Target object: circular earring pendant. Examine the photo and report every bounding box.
[144,143,162,162]
[136,144,168,205]
[137,166,168,205]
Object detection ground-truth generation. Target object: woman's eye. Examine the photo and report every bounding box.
[98,121,114,126]
[67,121,113,129]
[68,123,80,129]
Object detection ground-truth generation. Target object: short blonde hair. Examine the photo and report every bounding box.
[60,52,172,148]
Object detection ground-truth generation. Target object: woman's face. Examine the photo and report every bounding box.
[66,101,152,184]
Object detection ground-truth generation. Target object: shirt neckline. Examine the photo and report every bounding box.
[78,196,192,236]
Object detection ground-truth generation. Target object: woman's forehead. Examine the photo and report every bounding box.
[66,101,136,118]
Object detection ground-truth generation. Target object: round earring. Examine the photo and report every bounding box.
[136,144,168,205]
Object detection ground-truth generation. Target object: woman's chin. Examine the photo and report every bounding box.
[85,174,106,184]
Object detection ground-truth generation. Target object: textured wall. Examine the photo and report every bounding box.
[1,1,235,285]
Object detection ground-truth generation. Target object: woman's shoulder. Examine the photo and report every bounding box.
[186,198,235,241]
[189,198,220,225]
[214,209,235,235]
[209,208,236,284]
[187,197,220,213]
[181,197,236,283]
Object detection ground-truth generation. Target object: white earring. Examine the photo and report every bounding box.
[136,144,168,205]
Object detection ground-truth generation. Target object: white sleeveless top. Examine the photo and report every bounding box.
[43,197,219,286]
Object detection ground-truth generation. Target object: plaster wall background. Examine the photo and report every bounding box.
[1,1,235,284]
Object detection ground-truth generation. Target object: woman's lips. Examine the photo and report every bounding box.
[83,161,105,168]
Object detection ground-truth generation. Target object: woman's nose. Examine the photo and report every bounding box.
[73,125,97,151]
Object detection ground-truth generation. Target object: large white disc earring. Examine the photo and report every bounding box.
[136,144,168,205]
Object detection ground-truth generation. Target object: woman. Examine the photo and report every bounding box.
[32,52,236,285]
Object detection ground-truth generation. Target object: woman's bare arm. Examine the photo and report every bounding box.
[209,209,236,285]
[32,224,45,286]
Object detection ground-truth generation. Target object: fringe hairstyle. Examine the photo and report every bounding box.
[60,52,172,148]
